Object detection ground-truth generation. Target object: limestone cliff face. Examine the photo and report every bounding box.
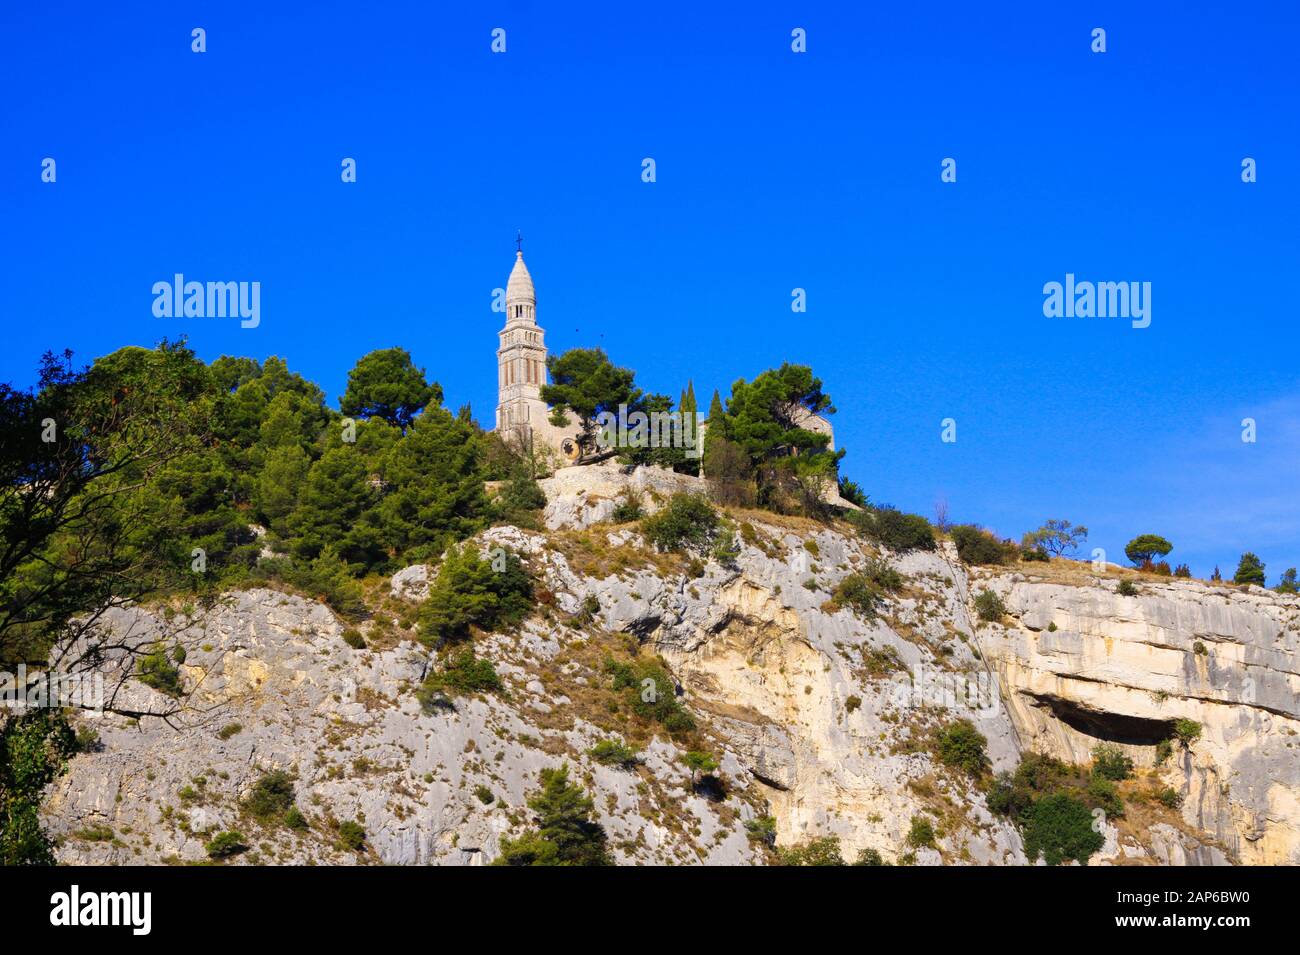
[39,477,1300,865]
[975,572,1300,864]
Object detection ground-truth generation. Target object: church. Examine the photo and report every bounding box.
[492,246,576,465]
[492,243,836,472]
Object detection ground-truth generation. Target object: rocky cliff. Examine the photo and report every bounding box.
[41,468,1300,865]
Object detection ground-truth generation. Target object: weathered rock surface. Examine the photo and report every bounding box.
[41,477,1299,865]
[976,571,1300,864]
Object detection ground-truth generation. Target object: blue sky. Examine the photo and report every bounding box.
[3,1,1297,580]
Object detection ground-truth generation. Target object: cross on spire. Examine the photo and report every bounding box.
[516,230,523,253]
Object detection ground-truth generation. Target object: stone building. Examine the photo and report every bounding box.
[492,244,836,471]
[493,248,574,462]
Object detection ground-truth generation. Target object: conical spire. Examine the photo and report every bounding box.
[506,251,536,313]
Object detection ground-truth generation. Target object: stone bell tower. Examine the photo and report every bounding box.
[494,240,570,456]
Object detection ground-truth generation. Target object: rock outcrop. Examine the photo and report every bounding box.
[40,469,1300,865]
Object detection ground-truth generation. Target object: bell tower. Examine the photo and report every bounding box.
[495,241,550,435]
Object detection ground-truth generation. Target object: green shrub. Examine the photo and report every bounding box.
[589,739,642,770]
[136,644,183,696]
[1155,787,1183,810]
[418,544,533,645]
[1020,794,1104,866]
[1085,777,1125,819]
[74,726,101,752]
[848,507,935,552]
[951,525,1014,565]
[833,573,884,619]
[779,835,846,866]
[604,655,695,737]
[1091,744,1133,781]
[1192,640,1207,656]
[744,816,777,847]
[1173,718,1201,746]
[341,627,366,649]
[272,548,367,618]
[73,824,115,842]
[284,806,309,830]
[244,770,296,822]
[639,494,719,552]
[474,785,495,805]
[906,816,936,849]
[681,750,719,790]
[987,752,1076,823]
[862,556,904,592]
[853,847,888,866]
[494,765,610,866]
[610,492,644,523]
[205,831,248,859]
[217,722,243,741]
[935,720,990,777]
[337,820,366,851]
[1155,739,1173,765]
[496,467,547,525]
[973,588,1006,622]
[419,648,503,703]
[1117,579,1138,596]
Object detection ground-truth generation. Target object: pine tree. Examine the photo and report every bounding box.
[494,765,610,865]
[1233,552,1266,587]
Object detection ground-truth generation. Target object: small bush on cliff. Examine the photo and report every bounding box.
[745,816,777,847]
[1085,777,1125,819]
[136,644,183,696]
[1116,579,1138,597]
[1091,744,1134,781]
[832,573,885,619]
[495,765,610,866]
[906,816,937,849]
[418,544,532,645]
[206,831,248,859]
[589,739,642,770]
[951,525,1016,565]
[973,589,1006,622]
[987,752,1078,823]
[1021,794,1104,865]
[419,648,503,703]
[639,493,719,552]
[604,655,695,737]
[934,719,990,777]
[848,506,935,552]
[854,847,889,866]
[779,835,846,866]
[337,820,366,851]
[244,770,297,823]
[1155,787,1184,809]
[1173,718,1202,747]
[609,491,644,523]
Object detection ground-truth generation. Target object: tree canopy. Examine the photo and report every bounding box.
[340,348,441,430]
[1124,534,1173,567]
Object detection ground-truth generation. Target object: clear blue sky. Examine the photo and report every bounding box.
[3,1,1297,580]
